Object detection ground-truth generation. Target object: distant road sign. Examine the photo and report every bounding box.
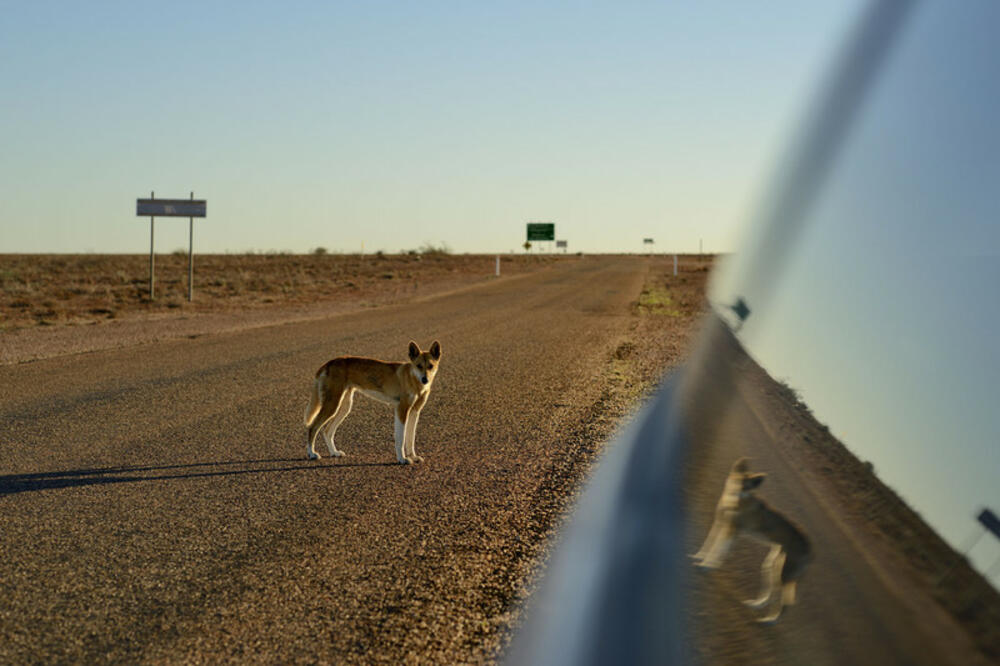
[556,240,568,248]
[527,223,555,241]
[137,198,206,217]
[643,238,654,244]
[136,192,205,302]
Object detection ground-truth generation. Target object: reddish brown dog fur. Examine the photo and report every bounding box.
[305,341,441,464]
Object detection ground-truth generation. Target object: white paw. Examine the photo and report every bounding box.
[330,450,346,458]
[399,457,413,465]
[694,560,718,570]
[308,451,320,460]
[743,598,769,609]
[756,613,781,625]
[411,455,424,463]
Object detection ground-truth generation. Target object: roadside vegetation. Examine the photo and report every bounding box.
[0,252,557,331]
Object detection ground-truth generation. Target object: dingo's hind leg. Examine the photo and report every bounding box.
[782,580,797,607]
[307,387,347,460]
[757,551,787,624]
[744,544,782,609]
[321,389,354,457]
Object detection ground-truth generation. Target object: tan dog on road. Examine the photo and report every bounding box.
[305,341,442,464]
[691,458,812,623]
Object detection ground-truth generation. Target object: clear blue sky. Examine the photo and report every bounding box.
[0,1,862,255]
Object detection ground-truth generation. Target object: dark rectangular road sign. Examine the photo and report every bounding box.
[137,198,206,217]
[978,508,1000,539]
[527,223,555,241]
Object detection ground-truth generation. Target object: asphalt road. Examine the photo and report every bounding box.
[0,256,655,663]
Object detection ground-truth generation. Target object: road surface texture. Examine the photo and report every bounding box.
[681,320,993,665]
[0,256,705,663]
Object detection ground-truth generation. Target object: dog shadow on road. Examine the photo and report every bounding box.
[0,457,396,496]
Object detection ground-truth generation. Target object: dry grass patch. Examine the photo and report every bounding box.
[0,253,561,331]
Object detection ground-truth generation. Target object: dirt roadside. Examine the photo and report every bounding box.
[0,254,559,364]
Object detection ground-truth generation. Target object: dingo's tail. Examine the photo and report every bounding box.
[304,376,323,426]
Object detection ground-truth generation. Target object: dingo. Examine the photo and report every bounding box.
[691,458,812,623]
[304,340,442,464]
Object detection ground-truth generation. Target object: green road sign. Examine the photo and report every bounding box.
[526,223,555,241]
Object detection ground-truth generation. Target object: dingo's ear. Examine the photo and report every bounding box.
[733,457,751,472]
[744,473,766,490]
[408,341,420,361]
[429,340,441,360]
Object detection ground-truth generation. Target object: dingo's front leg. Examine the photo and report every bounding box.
[692,516,725,563]
[403,413,423,463]
[395,402,413,464]
[403,395,426,463]
[696,524,734,569]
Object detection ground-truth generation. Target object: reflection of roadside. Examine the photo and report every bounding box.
[735,349,1000,661]
[683,325,993,663]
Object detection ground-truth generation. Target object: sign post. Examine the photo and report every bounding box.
[939,507,1000,586]
[188,192,195,302]
[149,190,155,299]
[137,194,207,301]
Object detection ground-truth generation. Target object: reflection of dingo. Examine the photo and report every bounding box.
[692,458,812,623]
[305,341,442,464]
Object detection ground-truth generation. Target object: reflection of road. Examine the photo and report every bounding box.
[683,334,986,665]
